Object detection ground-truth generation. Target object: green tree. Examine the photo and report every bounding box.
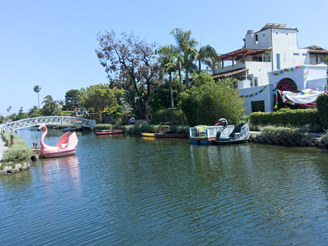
[179,72,245,126]
[158,45,179,109]
[170,28,198,89]
[80,84,124,112]
[217,77,238,89]
[62,89,82,111]
[42,95,60,116]
[149,78,180,114]
[195,44,220,73]
[33,85,42,109]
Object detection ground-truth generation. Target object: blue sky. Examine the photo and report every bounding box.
[1,0,327,116]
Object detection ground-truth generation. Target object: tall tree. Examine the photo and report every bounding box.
[170,28,198,89]
[195,44,220,73]
[33,85,42,109]
[42,95,59,116]
[158,45,178,109]
[63,89,82,111]
[96,30,162,119]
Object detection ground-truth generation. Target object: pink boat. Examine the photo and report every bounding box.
[38,124,78,158]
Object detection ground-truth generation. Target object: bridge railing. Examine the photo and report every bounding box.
[0,116,96,131]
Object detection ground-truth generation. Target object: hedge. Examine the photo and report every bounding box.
[317,94,328,129]
[250,108,319,126]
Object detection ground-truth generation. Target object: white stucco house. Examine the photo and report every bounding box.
[212,23,328,115]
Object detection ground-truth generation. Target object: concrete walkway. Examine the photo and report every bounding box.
[0,137,8,161]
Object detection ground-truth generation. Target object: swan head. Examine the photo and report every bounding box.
[216,118,227,125]
[38,124,46,132]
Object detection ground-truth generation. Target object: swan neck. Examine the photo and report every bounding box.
[40,126,48,148]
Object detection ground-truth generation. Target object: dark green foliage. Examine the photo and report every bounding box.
[179,73,245,126]
[317,94,328,129]
[250,108,319,126]
[151,109,186,125]
[62,89,82,111]
[149,80,180,114]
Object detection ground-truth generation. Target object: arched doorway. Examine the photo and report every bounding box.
[274,78,298,110]
[275,78,298,92]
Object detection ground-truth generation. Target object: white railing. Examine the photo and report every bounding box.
[0,116,96,130]
[189,125,234,138]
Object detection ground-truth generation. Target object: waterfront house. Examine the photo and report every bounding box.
[212,23,327,115]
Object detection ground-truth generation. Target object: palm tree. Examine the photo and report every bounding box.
[33,85,42,109]
[42,95,59,115]
[195,44,220,73]
[170,28,198,89]
[158,45,178,109]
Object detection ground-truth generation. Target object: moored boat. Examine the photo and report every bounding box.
[154,132,187,138]
[215,118,250,145]
[141,133,155,137]
[95,130,123,135]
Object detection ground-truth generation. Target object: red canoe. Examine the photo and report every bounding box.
[95,130,123,135]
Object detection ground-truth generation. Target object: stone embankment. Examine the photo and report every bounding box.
[0,162,31,175]
[248,133,328,149]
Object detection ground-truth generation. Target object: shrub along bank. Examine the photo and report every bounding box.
[249,125,328,148]
[250,108,319,127]
[1,131,32,172]
[94,123,190,135]
[317,94,328,129]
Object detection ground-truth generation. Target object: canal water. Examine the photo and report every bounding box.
[1,128,328,245]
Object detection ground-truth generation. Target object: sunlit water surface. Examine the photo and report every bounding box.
[1,128,328,245]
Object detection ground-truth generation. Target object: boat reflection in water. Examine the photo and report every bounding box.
[41,155,82,198]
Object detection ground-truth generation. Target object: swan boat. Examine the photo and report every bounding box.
[38,124,78,158]
[215,118,250,145]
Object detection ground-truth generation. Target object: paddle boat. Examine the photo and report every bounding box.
[95,129,123,135]
[154,122,187,138]
[215,118,250,145]
[38,124,78,158]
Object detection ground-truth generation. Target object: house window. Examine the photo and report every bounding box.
[253,77,258,87]
[263,34,265,37]
[320,57,324,63]
[286,33,288,35]
[251,101,265,112]
[276,53,281,69]
[293,53,299,56]
[276,32,278,35]
[255,34,258,44]
[302,53,307,56]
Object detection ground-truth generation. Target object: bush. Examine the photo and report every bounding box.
[2,131,26,146]
[250,108,319,126]
[2,143,32,163]
[151,109,186,125]
[60,111,74,116]
[317,94,328,129]
[1,131,32,162]
[179,74,245,126]
[259,125,307,141]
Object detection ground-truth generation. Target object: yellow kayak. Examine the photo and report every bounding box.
[141,133,155,137]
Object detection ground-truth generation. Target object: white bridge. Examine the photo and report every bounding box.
[0,116,96,131]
